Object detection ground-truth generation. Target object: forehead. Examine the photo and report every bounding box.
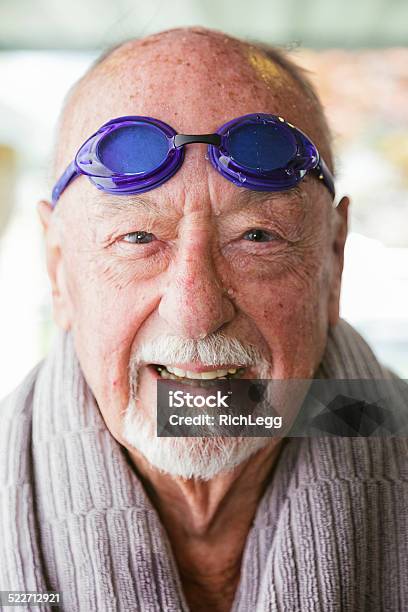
[57,32,321,178]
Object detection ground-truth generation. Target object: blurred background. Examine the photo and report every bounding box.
[0,0,407,398]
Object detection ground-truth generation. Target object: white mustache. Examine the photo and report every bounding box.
[130,332,268,370]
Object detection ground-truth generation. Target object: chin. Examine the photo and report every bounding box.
[122,399,271,481]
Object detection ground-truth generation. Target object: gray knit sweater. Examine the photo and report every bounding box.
[0,319,407,611]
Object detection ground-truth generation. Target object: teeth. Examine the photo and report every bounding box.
[185,370,200,379]
[201,371,223,380]
[160,365,240,380]
[167,366,187,377]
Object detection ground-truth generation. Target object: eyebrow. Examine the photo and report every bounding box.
[231,185,306,212]
[92,194,164,216]
[91,184,306,218]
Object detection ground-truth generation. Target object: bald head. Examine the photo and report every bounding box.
[53,27,334,183]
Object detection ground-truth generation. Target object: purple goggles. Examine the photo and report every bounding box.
[52,113,335,207]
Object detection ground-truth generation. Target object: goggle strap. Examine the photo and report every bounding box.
[52,160,79,208]
[315,158,336,202]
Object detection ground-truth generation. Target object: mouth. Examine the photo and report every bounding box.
[148,363,247,387]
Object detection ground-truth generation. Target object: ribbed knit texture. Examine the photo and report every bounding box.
[0,319,407,611]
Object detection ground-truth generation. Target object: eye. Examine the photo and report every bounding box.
[122,231,156,244]
[243,229,280,242]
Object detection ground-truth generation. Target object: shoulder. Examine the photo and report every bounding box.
[267,436,408,557]
[296,436,408,485]
[0,362,43,486]
[0,362,42,422]
[319,318,396,379]
[268,431,408,509]
[0,362,49,591]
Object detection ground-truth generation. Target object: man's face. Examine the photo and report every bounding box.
[43,31,345,478]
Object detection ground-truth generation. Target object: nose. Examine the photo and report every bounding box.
[158,235,235,339]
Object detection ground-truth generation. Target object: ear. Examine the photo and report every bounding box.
[37,200,73,331]
[328,196,350,327]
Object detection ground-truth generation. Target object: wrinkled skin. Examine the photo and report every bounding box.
[39,28,349,612]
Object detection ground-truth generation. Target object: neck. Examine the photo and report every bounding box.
[127,440,285,611]
[128,439,284,535]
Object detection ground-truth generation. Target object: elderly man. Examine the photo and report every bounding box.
[1,27,407,612]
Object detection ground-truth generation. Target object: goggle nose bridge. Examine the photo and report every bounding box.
[173,134,222,148]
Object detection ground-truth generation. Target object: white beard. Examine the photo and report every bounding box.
[122,397,271,480]
[121,332,273,481]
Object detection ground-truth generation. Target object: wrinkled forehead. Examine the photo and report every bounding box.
[55,31,323,179]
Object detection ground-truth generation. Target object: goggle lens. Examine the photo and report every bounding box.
[225,122,297,172]
[98,123,169,175]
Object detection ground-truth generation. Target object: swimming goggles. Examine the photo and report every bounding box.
[52,113,335,207]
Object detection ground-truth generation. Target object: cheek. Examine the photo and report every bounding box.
[65,254,161,425]
[236,257,330,376]
[68,248,158,338]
